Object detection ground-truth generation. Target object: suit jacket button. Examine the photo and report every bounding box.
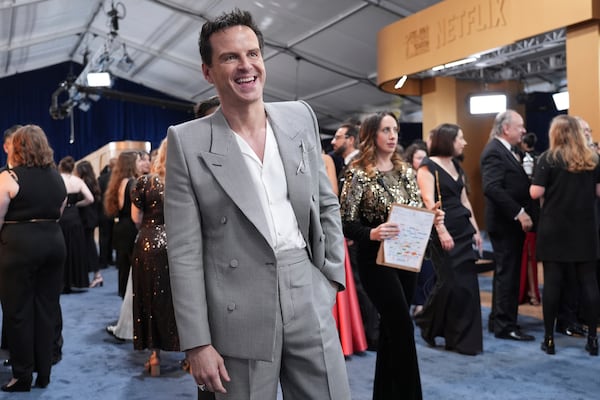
[227,303,236,311]
[220,216,227,224]
[230,259,239,268]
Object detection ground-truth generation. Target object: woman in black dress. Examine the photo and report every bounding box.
[75,160,103,288]
[341,112,442,400]
[0,125,67,391]
[131,139,180,376]
[58,156,93,292]
[104,151,139,299]
[414,123,483,356]
[530,114,600,355]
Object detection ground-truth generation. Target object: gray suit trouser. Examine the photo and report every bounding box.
[217,248,351,400]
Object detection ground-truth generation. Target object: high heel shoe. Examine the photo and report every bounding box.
[541,336,555,355]
[528,295,540,306]
[1,377,32,392]
[144,352,160,377]
[106,325,125,342]
[585,336,598,356]
[89,274,104,288]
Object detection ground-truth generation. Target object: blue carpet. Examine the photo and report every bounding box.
[0,268,597,399]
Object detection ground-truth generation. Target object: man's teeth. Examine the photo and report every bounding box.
[236,77,254,84]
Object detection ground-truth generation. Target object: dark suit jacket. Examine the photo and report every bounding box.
[480,138,531,234]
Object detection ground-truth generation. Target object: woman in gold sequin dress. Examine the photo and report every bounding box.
[340,112,428,400]
[130,139,179,376]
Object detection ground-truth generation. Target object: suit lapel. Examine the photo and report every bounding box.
[199,111,272,243]
[265,103,311,242]
[495,138,526,173]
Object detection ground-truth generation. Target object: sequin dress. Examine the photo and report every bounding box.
[340,164,424,400]
[131,174,179,351]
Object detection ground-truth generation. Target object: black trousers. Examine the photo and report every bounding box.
[359,249,422,400]
[542,261,599,338]
[0,223,65,380]
[488,229,525,334]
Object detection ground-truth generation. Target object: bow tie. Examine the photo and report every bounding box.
[510,146,521,161]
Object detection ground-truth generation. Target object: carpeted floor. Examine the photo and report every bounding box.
[0,267,597,399]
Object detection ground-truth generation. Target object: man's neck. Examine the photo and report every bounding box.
[221,101,266,138]
[343,148,359,165]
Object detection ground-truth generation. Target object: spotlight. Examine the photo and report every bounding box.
[78,100,91,112]
[469,94,507,115]
[552,91,569,111]
[117,44,134,72]
[87,72,112,87]
[394,75,408,90]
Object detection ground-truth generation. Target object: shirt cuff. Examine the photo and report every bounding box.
[514,208,524,220]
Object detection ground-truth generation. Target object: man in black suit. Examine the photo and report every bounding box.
[480,110,535,341]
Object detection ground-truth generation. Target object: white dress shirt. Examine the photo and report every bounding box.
[233,121,306,254]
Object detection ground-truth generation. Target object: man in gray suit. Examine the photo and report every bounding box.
[164,9,350,400]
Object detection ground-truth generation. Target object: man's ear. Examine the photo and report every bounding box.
[202,63,213,84]
[348,136,356,148]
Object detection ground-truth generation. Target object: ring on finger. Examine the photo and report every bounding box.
[198,384,206,391]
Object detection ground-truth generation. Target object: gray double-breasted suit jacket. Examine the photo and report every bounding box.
[164,100,345,362]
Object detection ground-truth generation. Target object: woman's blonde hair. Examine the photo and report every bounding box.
[351,112,404,177]
[548,114,597,172]
[151,138,167,179]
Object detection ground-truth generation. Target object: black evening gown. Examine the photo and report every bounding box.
[131,174,179,351]
[59,192,89,290]
[79,200,100,274]
[415,158,483,355]
[112,178,137,298]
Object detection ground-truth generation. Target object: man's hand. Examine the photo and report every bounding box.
[186,344,230,393]
[517,211,533,232]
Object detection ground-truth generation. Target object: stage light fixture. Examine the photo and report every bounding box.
[469,93,507,115]
[394,75,408,89]
[87,72,112,87]
[552,91,569,111]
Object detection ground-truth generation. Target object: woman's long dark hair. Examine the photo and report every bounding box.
[76,160,101,202]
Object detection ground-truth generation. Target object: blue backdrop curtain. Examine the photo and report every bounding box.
[0,61,194,167]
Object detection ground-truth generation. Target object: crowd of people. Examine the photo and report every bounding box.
[0,7,599,400]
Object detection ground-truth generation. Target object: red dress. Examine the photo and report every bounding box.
[332,240,367,356]
[518,232,540,304]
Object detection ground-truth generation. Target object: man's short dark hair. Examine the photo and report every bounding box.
[199,8,264,66]
[340,123,359,143]
[3,124,22,143]
[194,96,221,118]
[522,132,537,148]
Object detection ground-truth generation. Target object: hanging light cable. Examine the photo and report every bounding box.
[295,56,301,101]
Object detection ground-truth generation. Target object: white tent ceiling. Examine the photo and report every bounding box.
[0,0,567,131]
